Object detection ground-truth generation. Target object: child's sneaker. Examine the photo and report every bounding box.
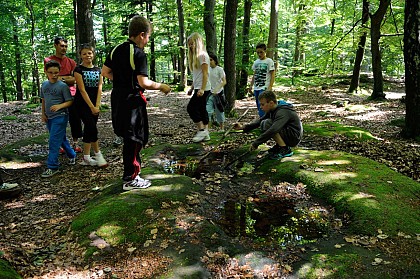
[123,176,151,191]
[267,144,281,155]
[41,168,60,178]
[95,153,108,168]
[73,145,83,153]
[80,156,97,166]
[269,146,293,160]
[192,130,210,142]
[68,157,76,165]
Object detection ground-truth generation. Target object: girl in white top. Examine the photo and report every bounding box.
[206,52,227,130]
[186,33,212,143]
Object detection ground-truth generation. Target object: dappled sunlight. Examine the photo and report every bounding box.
[348,192,376,201]
[317,159,351,165]
[3,200,25,209]
[30,194,57,203]
[324,171,358,180]
[0,161,42,169]
[96,224,124,246]
[145,173,183,180]
[297,261,334,278]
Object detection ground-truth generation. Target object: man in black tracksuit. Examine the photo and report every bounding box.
[101,16,170,190]
[235,90,303,159]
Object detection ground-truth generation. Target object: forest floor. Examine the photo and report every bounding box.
[0,78,419,278]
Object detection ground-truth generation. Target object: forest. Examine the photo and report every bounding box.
[1,0,419,137]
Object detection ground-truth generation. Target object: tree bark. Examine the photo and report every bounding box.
[204,0,217,54]
[266,0,278,60]
[369,0,390,99]
[75,0,95,47]
[403,0,420,138]
[12,16,23,101]
[224,0,238,113]
[147,1,156,81]
[237,0,252,100]
[349,0,369,93]
[0,48,7,102]
[293,3,306,78]
[25,0,40,99]
[177,0,187,89]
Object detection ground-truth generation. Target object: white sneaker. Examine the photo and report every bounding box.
[123,175,151,191]
[0,183,19,190]
[95,153,108,167]
[80,156,97,166]
[192,130,210,143]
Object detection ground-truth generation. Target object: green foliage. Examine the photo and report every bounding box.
[0,259,22,279]
[303,121,377,141]
[1,116,17,121]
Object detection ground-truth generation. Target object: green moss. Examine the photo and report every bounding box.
[1,116,17,121]
[0,259,22,279]
[0,133,50,162]
[262,149,420,235]
[303,121,377,141]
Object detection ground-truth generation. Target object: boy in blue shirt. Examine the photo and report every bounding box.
[41,60,76,177]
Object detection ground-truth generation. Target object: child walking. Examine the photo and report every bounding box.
[41,60,76,178]
[73,44,107,167]
[248,43,275,117]
[186,32,212,142]
[102,15,171,190]
[206,52,227,131]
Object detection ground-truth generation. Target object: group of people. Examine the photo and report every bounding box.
[36,15,302,191]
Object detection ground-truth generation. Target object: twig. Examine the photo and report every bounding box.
[223,150,251,170]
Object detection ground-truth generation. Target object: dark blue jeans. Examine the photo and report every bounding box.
[254,89,265,117]
[46,115,76,169]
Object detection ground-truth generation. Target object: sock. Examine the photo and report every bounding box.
[84,155,91,160]
[95,151,102,156]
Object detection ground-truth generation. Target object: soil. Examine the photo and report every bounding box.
[0,81,419,278]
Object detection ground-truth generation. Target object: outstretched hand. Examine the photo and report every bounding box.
[160,84,171,94]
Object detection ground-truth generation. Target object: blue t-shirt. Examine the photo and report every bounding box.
[41,80,73,119]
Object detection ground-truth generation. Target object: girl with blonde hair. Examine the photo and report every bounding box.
[186,32,212,142]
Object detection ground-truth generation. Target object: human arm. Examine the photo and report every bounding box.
[212,69,227,94]
[59,75,76,86]
[96,75,103,108]
[137,76,171,94]
[101,65,113,81]
[41,99,47,123]
[267,70,275,91]
[74,72,100,115]
[198,62,209,97]
[49,100,73,112]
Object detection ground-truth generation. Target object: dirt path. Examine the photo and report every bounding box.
[0,83,419,278]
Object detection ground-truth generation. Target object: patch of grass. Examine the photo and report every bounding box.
[0,259,22,279]
[0,133,49,162]
[1,116,17,121]
[303,121,377,141]
[389,117,405,128]
[263,149,420,236]
[296,253,361,278]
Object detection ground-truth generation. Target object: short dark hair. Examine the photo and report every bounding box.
[128,15,152,38]
[208,52,218,65]
[258,90,277,103]
[54,36,67,45]
[79,43,95,54]
[45,60,61,70]
[256,43,267,51]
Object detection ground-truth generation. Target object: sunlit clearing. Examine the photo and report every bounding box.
[0,161,42,169]
[317,159,351,165]
[30,194,57,203]
[324,172,357,180]
[348,192,376,201]
[97,224,124,245]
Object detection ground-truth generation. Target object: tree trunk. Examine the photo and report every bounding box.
[266,0,278,61]
[403,0,420,138]
[12,16,23,101]
[75,0,95,46]
[218,0,226,56]
[237,0,252,99]
[26,0,40,99]
[224,0,238,113]
[293,4,306,78]
[204,0,217,54]
[147,1,156,81]
[177,0,187,89]
[0,48,7,103]
[349,0,369,93]
[369,0,390,100]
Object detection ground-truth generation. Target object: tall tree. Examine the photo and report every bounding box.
[266,0,278,60]
[293,2,306,77]
[369,0,391,99]
[403,0,420,138]
[177,0,187,89]
[0,47,7,102]
[237,0,252,99]
[349,0,369,93]
[204,0,217,54]
[25,0,41,99]
[75,0,95,60]
[224,0,238,113]
[11,15,23,101]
